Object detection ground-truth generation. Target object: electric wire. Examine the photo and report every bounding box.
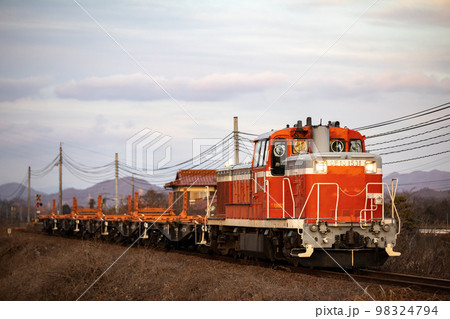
[1,173,27,200]
[354,102,450,131]
[398,178,450,186]
[366,114,450,139]
[395,154,450,173]
[238,131,259,137]
[378,138,450,155]
[366,124,450,147]
[383,150,450,165]
[30,154,59,178]
[368,132,450,152]
[122,132,234,172]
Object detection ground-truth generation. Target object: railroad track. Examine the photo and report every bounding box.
[353,269,450,292]
[18,227,450,294]
[173,249,450,294]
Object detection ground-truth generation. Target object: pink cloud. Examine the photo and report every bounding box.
[369,71,448,92]
[294,71,449,98]
[55,72,287,101]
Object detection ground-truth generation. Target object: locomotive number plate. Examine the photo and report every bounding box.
[326,160,365,166]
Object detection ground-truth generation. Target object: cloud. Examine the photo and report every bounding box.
[369,0,450,27]
[54,72,287,101]
[368,72,450,92]
[294,71,450,98]
[0,77,51,101]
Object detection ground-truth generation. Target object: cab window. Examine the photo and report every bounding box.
[330,139,345,152]
[292,139,308,154]
[253,141,262,168]
[253,139,269,168]
[258,139,269,167]
[271,139,286,176]
[349,139,363,152]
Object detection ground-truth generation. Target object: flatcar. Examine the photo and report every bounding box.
[39,117,401,268]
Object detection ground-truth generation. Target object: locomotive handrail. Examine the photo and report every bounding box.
[266,180,270,218]
[388,179,401,238]
[282,178,295,218]
[386,179,401,238]
[296,183,340,234]
[358,181,401,238]
[360,182,385,226]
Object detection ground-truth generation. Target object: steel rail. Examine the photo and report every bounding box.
[354,269,450,292]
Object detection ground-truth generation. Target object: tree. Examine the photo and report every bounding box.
[62,204,71,215]
[140,189,168,208]
[88,198,96,209]
[391,195,416,231]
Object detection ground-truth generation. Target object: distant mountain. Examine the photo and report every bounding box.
[0,183,39,201]
[0,177,167,208]
[383,170,450,194]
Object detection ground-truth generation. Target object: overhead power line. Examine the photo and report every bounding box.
[398,178,450,186]
[30,153,60,178]
[1,174,27,200]
[368,132,450,152]
[366,114,450,139]
[238,131,259,137]
[384,150,450,165]
[378,138,450,155]
[354,101,450,131]
[366,123,450,147]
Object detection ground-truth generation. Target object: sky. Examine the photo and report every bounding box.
[0,0,449,193]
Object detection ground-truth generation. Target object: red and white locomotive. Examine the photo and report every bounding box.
[208,117,401,268]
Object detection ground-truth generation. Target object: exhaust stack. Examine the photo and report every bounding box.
[306,117,329,153]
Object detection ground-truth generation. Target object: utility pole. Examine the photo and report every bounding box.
[10,206,14,226]
[115,153,119,214]
[233,116,239,166]
[27,166,30,223]
[131,174,135,209]
[59,143,62,215]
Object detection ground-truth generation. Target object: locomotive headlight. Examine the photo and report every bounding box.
[365,161,377,174]
[314,161,327,174]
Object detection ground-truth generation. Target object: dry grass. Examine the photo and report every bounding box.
[382,231,450,279]
[0,228,448,301]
